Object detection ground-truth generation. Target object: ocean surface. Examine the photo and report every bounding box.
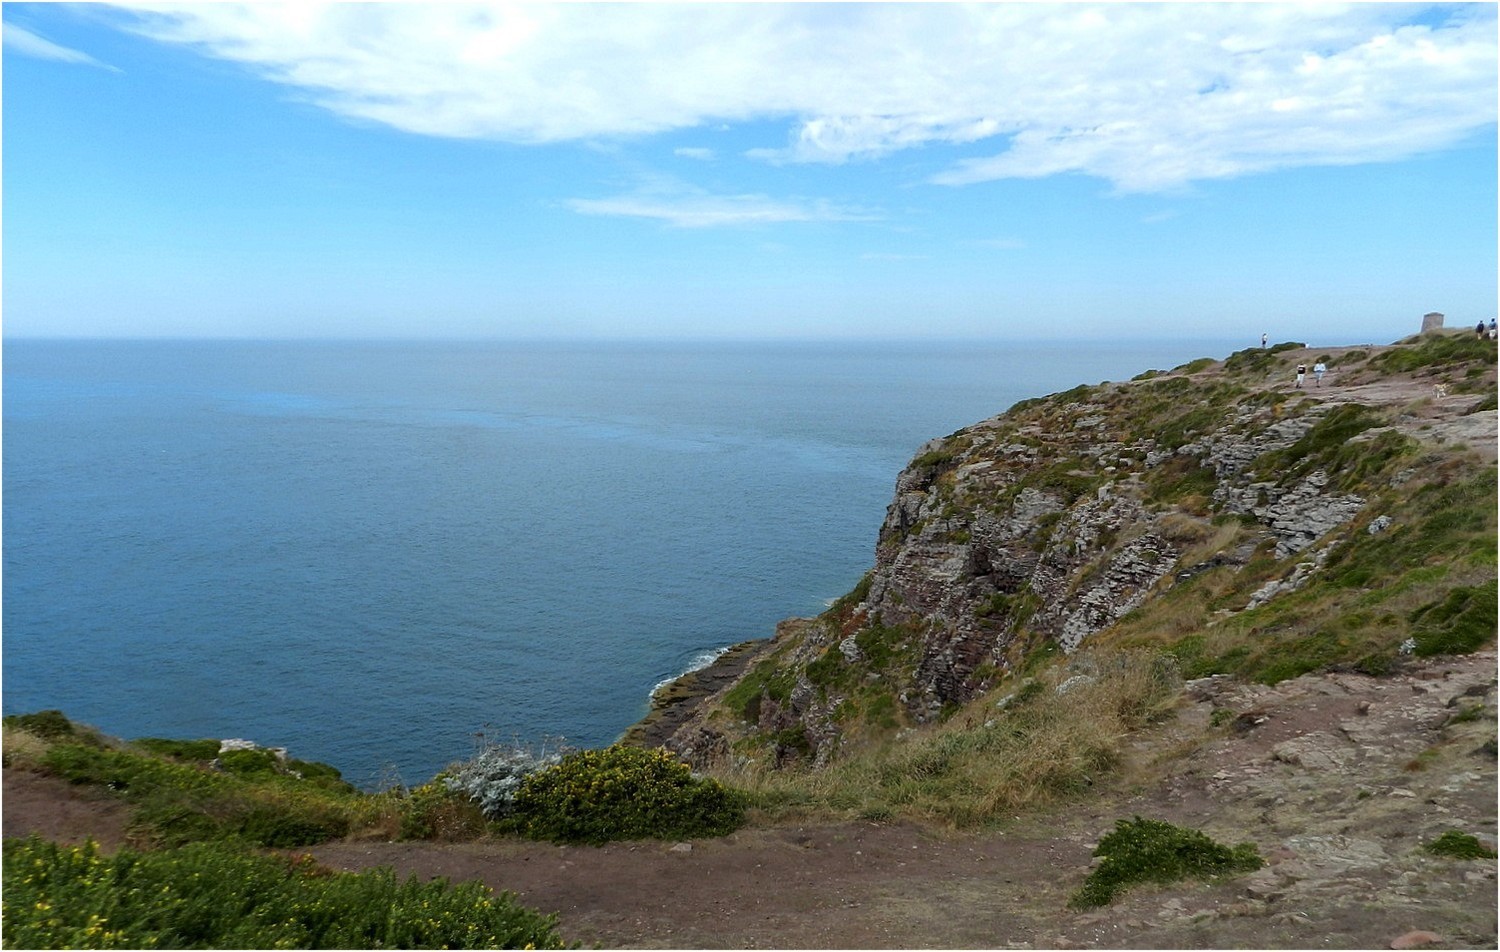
[3,338,1238,786]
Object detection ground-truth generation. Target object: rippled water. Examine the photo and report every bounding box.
[3,338,1233,785]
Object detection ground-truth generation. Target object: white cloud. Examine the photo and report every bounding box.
[106,3,1496,192]
[4,23,120,71]
[673,147,716,161]
[566,182,877,228]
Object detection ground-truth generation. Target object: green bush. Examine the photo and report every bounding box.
[1,836,569,949]
[1424,830,1498,859]
[131,738,223,762]
[1071,817,1262,908]
[398,781,489,841]
[3,710,83,742]
[511,745,746,845]
[217,748,280,776]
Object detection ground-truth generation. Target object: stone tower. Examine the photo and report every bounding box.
[1422,312,1445,334]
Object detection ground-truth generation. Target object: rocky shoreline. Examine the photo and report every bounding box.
[618,638,772,749]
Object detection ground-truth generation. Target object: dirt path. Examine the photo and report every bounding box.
[7,652,1494,948]
[304,652,1498,950]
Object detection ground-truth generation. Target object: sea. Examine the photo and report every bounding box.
[3,338,1239,787]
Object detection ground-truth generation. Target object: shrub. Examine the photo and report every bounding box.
[913,447,958,469]
[398,781,489,841]
[1071,816,1262,908]
[217,747,280,776]
[1,836,569,949]
[443,737,568,819]
[511,745,746,845]
[3,710,82,742]
[132,738,223,762]
[1424,830,1498,859]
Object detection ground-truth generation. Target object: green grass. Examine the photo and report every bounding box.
[722,652,799,724]
[31,735,371,849]
[2,836,570,950]
[1173,357,1217,375]
[1255,403,1386,486]
[1371,334,1498,373]
[1222,342,1304,376]
[1409,581,1498,656]
[1071,817,1262,908]
[1423,830,1498,860]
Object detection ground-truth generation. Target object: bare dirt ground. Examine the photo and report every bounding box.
[4,341,1494,949]
[303,652,1497,950]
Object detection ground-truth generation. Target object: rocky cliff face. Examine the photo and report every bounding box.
[658,338,1498,770]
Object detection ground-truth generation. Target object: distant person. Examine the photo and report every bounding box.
[1261,333,1268,349]
[1489,318,1497,339]
[1478,321,1487,338]
[1313,360,1326,387]
[1295,364,1306,388]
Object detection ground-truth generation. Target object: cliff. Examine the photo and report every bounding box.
[650,335,1498,770]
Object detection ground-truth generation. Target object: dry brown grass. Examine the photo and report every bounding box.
[2,725,52,770]
[716,650,1180,828]
[1155,511,1218,546]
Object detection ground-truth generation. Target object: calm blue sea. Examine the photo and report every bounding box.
[3,338,1235,786]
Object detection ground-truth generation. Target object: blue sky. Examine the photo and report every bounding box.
[3,2,1496,341]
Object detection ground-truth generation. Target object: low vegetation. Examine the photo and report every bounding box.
[1071,817,1263,908]
[509,745,746,845]
[717,650,1180,828]
[2,714,741,947]
[1423,830,1498,860]
[3,715,377,850]
[2,836,569,950]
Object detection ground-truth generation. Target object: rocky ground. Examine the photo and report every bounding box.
[8,650,1495,949]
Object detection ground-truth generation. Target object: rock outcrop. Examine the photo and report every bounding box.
[655,338,1498,770]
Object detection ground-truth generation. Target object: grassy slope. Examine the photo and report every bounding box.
[691,334,1497,824]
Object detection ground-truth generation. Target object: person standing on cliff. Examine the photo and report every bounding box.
[1313,360,1327,387]
[1478,321,1487,338]
[1261,332,1268,348]
[1295,364,1307,388]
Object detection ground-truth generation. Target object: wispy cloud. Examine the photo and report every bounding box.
[105,3,1496,192]
[673,147,715,161]
[4,23,120,71]
[566,184,878,229]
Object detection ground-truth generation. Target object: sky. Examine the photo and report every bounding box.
[2,2,1496,342]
